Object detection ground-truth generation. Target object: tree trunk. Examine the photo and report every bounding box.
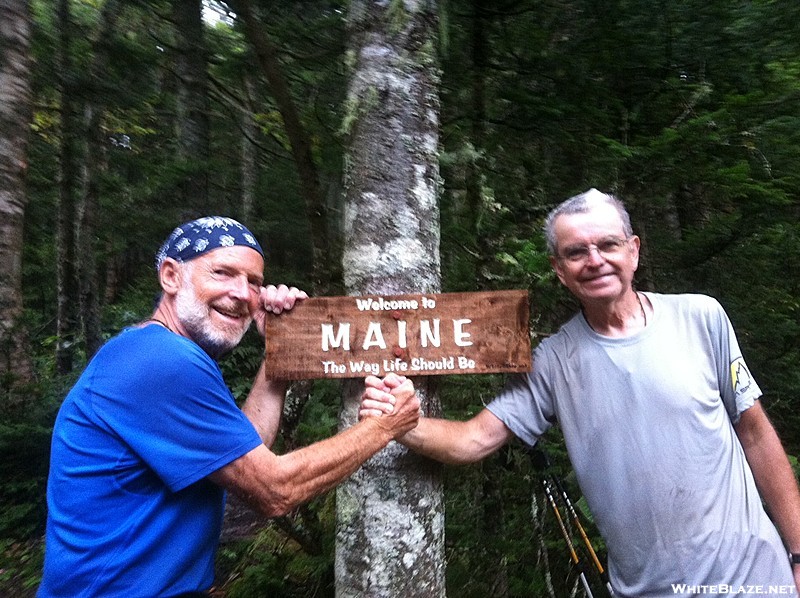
[77,0,123,359]
[0,0,34,395]
[77,105,105,359]
[240,75,258,223]
[172,0,210,211]
[336,2,444,596]
[465,0,489,285]
[232,0,336,292]
[470,6,507,588]
[55,0,80,375]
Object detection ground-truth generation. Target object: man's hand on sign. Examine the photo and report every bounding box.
[360,374,420,438]
[253,284,308,335]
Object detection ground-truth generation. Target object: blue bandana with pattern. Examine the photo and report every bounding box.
[155,216,264,269]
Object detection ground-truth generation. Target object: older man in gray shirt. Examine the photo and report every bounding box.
[362,189,800,597]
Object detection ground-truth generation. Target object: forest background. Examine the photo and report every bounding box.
[2,0,800,596]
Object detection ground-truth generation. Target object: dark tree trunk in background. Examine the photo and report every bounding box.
[465,0,490,285]
[55,0,80,375]
[232,0,336,292]
[172,0,210,211]
[240,75,258,224]
[470,5,507,589]
[335,1,445,596]
[78,102,104,359]
[77,0,123,359]
[0,0,34,395]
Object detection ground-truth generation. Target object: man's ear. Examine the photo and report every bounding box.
[549,255,567,286]
[158,259,183,296]
[629,235,641,272]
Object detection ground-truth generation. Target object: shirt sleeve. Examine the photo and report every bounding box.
[486,340,557,447]
[708,298,762,422]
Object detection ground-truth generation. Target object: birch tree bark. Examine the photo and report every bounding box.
[336,1,445,596]
[0,0,34,393]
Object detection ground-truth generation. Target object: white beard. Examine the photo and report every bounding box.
[175,276,250,358]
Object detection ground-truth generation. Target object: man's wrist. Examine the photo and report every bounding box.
[790,551,800,567]
[361,414,394,446]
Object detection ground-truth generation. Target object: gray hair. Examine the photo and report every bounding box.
[543,188,633,255]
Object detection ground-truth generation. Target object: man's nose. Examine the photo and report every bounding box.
[229,275,252,299]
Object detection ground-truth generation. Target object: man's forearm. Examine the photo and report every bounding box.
[212,414,397,518]
[275,417,394,503]
[242,361,287,446]
[400,410,512,466]
[737,404,800,553]
[745,430,800,592]
[746,432,800,551]
[219,370,421,517]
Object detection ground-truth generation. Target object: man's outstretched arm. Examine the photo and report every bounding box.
[211,377,420,518]
[361,373,514,465]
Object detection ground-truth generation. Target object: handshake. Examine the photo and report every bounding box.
[360,373,421,441]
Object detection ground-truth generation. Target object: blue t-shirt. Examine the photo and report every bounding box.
[39,325,263,597]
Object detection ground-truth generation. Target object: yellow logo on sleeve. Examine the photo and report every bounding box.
[730,357,753,397]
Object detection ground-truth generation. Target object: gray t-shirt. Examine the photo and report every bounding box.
[488,293,796,597]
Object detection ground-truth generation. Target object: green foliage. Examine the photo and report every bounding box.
[215,522,334,598]
[0,538,44,597]
[292,389,339,447]
[789,454,800,481]
[221,333,269,404]
[0,379,65,596]
[0,425,52,540]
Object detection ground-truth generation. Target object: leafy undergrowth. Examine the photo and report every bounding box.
[0,537,43,598]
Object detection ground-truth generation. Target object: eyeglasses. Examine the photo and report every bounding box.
[557,237,631,263]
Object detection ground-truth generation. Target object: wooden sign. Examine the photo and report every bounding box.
[264,290,531,379]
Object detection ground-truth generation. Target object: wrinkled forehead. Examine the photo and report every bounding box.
[194,244,265,270]
[553,202,628,244]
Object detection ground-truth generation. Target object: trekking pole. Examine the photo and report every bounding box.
[530,447,615,597]
[547,462,616,597]
[540,474,595,598]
